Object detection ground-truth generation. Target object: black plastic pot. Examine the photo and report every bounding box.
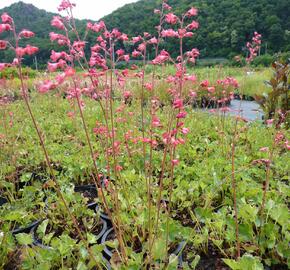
[74,177,113,209]
[101,256,112,270]
[32,217,108,249]
[0,196,42,235]
[173,241,186,268]
[101,228,185,269]
[95,204,111,222]
[0,196,8,206]
[234,93,255,101]
[12,220,41,235]
[101,227,115,261]
[74,184,98,209]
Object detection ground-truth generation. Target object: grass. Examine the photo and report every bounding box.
[145,65,271,97]
[1,67,271,103]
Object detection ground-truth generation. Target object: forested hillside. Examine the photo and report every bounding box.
[103,0,290,57]
[0,0,289,67]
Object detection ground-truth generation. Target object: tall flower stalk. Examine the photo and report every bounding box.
[0,11,102,268]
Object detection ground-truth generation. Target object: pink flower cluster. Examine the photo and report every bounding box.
[246,32,262,63]
[57,0,75,11]
[16,45,38,57]
[0,13,12,34]
[0,12,39,70]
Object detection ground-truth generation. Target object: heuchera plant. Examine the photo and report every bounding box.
[37,0,202,265]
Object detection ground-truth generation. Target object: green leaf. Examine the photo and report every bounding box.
[16,233,33,245]
[190,255,200,269]
[77,261,87,270]
[270,204,289,228]
[223,254,264,270]
[152,237,166,261]
[37,219,49,236]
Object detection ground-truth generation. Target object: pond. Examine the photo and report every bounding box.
[199,99,264,121]
[227,99,264,121]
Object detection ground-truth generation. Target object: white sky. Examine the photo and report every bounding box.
[0,0,139,20]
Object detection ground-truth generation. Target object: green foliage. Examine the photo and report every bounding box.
[103,0,290,58]
[223,254,264,270]
[251,54,274,67]
[0,67,38,79]
[255,60,290,125]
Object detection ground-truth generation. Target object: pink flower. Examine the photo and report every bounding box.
[73,41,86,51]
[55,73,66,84]
[58,0,75,11]
[49,32,59,41]
[163,3,172,10]
[116,165,123,172]
[67,111,75,118]
[132,36,142,43]
[0,24,12,33]
[65,67,75,77]
[12,58,19,65]
[39,80,56,93]
[200,80,209,87]
[116,49,125,56]
[132,50,141,58]
[50,50,63,62]
[15,47,26,57]
[173,98,183,109]
[172,159,179,166]
[87,21,105,32]
[220,107,231,112]
[123,90,132,99]
[246,32,262,63]
[207,87,215,93]
[252,159,270,166]
[51,16,65,30]
[47,62,60,72]
[285,141,290,151]
[149,37,158,44]
[187,21,199,30]
[152,50,170,65]
[189,91,197,98]
[24,45,38,55]
[184,32,194,37]
[275,132,284,144]
[188,48,200,58]
[0,40,7,50]
[0,63,7,71]
[161,29,178,38]
[185,74,197,82]
[165,13,178,24]
[176,111,187,118]
[187,7,198,17]
[152,116,161,127]
[120,33,128,41]
[1,13,12,24]
[142,137,151,143]
[49,32,69,46]
[111,28,122,39]
[145,83,153,91]
[19,30,35,38]
[266,119,274,126]
[123,55,130,62]
[181,127,189,135]
[138,43,146,52]
[259,147,269,152]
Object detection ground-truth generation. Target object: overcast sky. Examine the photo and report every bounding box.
[0,0,139,20]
